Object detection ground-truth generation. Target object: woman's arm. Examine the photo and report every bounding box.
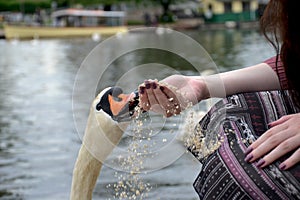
[138,60,300,170]
[139,62,281,116]
[202,62,281,98]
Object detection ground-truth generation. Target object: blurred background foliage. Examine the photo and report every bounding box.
[0,0,178,13]
[0,0,180,22]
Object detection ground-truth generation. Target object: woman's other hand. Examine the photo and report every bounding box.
[245,113,300,170]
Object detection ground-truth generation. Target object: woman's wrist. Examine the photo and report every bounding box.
[188,76,210,102]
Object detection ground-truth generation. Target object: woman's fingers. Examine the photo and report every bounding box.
[247,126,289,160]
[138,79,182,117]
[250,135,299,168]
[139,85,150,111]
[268,114,291,127]
[154,85,181,117]
[145,81,167,116]
[245,114,300,170]
[279,148,300,170]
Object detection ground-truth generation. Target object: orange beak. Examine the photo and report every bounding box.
[108,93,135,116]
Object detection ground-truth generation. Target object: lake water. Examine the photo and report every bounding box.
[0,27,275,200]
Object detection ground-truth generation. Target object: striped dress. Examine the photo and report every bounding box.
[189,57,300,199]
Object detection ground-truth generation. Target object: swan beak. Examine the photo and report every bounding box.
[108,91,139,122]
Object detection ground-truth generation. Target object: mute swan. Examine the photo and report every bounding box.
[70,86,139,200]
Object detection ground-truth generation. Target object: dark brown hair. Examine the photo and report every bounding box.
[260,0,300,108]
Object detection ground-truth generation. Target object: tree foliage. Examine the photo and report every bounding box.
[0,0,50,13]
[0,0,181,22]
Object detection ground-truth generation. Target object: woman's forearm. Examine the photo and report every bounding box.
[200,63,281,98]
[141,63,281,114]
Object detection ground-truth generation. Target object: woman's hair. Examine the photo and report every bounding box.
[260,0,300,108]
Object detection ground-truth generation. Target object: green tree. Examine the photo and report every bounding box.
[158,0,177,22]
[0,0,51,13]
[0,0,182,22]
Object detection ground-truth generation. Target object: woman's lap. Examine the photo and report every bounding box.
[189,90,300,200]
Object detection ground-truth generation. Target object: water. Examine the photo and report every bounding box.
[0,28,274,200]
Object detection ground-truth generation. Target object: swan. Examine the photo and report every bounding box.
[70,86,139,200]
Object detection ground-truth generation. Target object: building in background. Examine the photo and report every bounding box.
[201,0,268,27]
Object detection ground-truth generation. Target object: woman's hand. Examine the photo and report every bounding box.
[245,113,300,170]
[138,75,208,117]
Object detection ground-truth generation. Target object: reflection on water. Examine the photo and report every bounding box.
[0,38,96,200]
[0,28,274,200]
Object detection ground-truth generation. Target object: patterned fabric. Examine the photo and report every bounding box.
[189,90,300,200]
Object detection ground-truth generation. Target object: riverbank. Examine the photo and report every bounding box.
[199,20,260,30]
[0,20,259,40]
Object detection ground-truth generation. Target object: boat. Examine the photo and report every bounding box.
[3,8,128,40]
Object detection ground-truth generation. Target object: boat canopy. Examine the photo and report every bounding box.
[51,9,126,19]
[51,9,126,27]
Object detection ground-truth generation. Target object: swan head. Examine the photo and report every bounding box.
[94,86,139,123]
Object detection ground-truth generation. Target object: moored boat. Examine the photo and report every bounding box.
[3,8,128,40]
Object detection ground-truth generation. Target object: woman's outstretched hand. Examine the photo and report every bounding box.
[138,75,208,118]
[245,113,300,170]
